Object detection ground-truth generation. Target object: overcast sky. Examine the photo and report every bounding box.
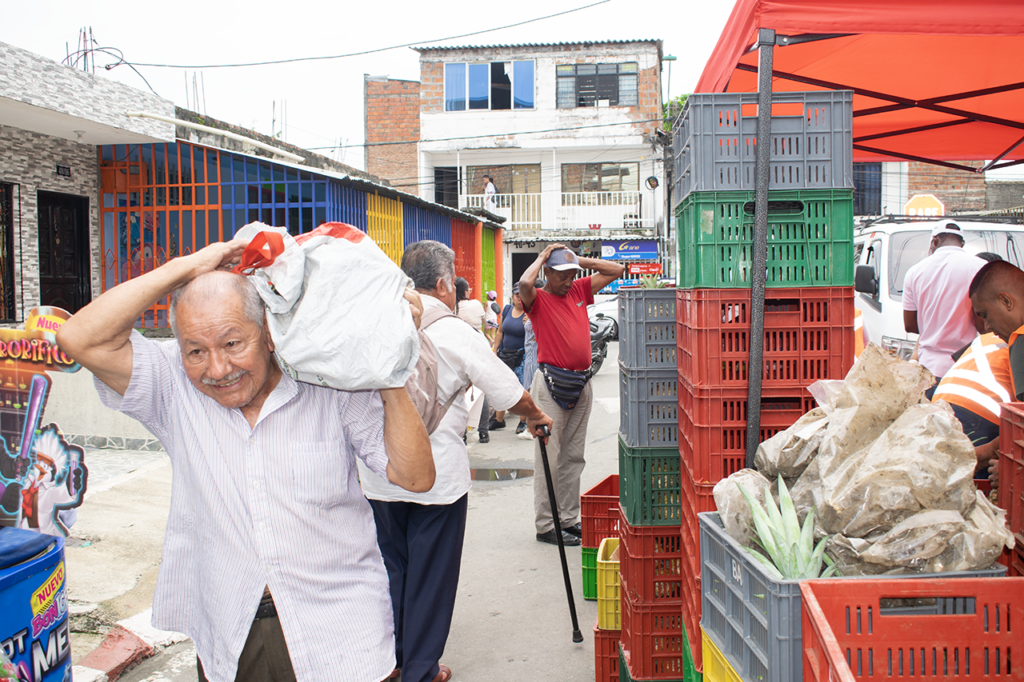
[3,0,736,171]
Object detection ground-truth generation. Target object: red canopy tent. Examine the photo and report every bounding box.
[695,0,1024,171]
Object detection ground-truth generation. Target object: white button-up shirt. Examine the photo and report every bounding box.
[359,294,525,505]
[95,332,395,682]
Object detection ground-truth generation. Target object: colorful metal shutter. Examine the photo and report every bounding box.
[368,192,404,265]
[99,142,225,328]
[451,218,478,286]
[330,182,368,231]
[402,203,452,247]
[480,227,496,298]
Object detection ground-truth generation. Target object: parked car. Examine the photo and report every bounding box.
[853,218,1024,358]
[588,294,619,340]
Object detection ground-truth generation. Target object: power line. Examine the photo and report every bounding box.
[313,118,664,150]
[122,1,611,70]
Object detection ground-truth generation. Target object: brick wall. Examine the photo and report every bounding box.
[908,160,987,213]
[364,78,421,190]
[0,125,100,321]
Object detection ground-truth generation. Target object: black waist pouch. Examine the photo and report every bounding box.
[540,362,592,410]
[497,347,525,370]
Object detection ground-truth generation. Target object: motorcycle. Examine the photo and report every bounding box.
[590,313,616,375]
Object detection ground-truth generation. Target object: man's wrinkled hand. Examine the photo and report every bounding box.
[528,412,554,445]
[194,238,248,274]
[539,243,567,261]
[404,288,424,330]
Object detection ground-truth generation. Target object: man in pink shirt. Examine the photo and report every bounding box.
[903,221,986,379]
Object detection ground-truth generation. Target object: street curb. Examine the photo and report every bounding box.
[74,609,188,682]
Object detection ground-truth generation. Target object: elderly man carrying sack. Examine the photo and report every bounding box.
[57,239,435,682]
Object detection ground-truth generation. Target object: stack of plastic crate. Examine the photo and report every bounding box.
[672,90,857,678]
[584,475,622,682]
[616,289,687,682]
[997,403,1024,575]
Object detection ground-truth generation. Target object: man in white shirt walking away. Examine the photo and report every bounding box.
[359,240,552,682]
[903,221,986,381]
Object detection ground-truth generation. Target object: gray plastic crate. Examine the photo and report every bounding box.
[618,362,678,448]
[618,289,676,370]
[672,91,854,205]
[698,511,1007,682]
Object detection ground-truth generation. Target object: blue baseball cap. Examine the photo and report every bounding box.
[546,248,582,271]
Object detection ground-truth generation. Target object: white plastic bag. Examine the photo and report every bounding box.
[234,222,419,391]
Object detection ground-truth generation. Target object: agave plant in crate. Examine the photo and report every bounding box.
[735,476,838,580]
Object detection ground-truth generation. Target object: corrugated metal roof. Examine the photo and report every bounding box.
[413,39,661,52]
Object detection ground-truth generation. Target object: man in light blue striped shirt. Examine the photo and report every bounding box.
[57,238,435,682]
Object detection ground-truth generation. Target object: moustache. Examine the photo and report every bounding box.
[203,370,246,387]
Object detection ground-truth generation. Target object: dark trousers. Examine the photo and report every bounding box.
[369,494,468,682]
[950,403,999,479]
[479,396,490,435]
[198,605,296,682]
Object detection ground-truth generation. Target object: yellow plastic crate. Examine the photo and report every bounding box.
[701,626,740,682]
[597,537,621,630]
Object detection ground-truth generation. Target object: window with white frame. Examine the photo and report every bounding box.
[556,63,638,109]
[445,61,535,111]
[561,163,640,193]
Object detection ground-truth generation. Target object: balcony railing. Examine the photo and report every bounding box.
[463,191,654,232]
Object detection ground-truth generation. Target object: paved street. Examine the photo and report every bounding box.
[66,342,623,681]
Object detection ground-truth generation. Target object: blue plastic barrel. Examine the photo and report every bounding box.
[0,528,70,682]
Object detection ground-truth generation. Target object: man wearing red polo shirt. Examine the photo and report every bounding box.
[519,244,625,545]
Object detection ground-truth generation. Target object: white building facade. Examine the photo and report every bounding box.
[413,41,670,288]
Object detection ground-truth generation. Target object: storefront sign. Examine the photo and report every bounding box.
[629,263,662,275]
[601,240,658,261]
[0,308,87,537]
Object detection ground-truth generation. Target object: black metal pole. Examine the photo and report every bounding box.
[746,28,775,469]
[537,425,584,643]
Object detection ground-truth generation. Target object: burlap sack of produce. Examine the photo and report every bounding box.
[755,408,829,479]
[819,401,976,538]
[713,469,770,549]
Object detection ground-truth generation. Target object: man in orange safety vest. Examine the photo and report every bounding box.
[931,332,1011,479]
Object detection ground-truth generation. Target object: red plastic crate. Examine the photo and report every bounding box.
[680,569,702,673]
[675,288,855,389]
[679,375,815,483]
[681,469,717,576]
[1011,543,1024,577]
[997,402,1024,538]
[594,617,620,682]
[583,474,621,548]
[620,596,686,679]
[801,577,1024,682]
[619,508,684,604]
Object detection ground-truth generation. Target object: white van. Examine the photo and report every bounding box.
[853,219,1024,358]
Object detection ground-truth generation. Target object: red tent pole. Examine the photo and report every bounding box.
[746,28,775,469]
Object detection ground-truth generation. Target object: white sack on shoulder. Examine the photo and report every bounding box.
[234,222,419,391]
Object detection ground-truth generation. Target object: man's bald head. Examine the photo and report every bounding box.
[969,260,1024,342]
[169,271,265,338]
[969,260,1024,300]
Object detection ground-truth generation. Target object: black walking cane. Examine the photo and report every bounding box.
[536,424,584,643]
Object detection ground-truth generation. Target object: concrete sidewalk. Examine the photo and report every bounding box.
[66,343,623,681]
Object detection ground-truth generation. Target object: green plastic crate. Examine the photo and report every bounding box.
[619,644,687,682]
[583,546,598,601]
[618,436,681,526]
[675,188,854,289]
[682,613,702,682]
